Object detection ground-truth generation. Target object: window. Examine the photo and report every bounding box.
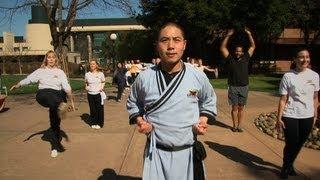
[14,47,20,52]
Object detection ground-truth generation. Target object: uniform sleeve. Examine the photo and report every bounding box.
[19,69,41,86]
[198,73,217,120]
[314,73,319,91]
[126,75,145,124]
[100,72,106,82]
[279,74,289,95]
[100,72,106,89]
[60,70,72,92]
[84,73,88,82]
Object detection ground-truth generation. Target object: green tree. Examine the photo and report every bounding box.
[137,0,292,60]
[138,0,220,57]
[117,30,155,61]
[289,0,320,45]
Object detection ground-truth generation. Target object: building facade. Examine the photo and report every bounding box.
[0,6,146,66]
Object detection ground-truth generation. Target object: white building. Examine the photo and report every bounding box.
[0,6,146,64]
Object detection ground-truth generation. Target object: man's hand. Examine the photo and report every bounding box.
[137,117,153,134]
[244,27,251,35]
[193,116,209,135]
[227,29,234,36]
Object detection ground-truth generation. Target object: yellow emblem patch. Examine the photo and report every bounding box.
[188,89,198,97]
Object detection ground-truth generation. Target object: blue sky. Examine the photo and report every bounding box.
[0,0,140,36]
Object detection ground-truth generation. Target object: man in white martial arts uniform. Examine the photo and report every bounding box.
[127,22,217,180]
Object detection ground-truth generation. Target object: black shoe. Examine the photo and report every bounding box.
[280,166,289,179]
[287,165,297,176]
[237,127,244,132]
[231,127,237,132]
[56,142,65,152]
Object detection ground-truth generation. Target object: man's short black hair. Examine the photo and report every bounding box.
[157,22,185,40]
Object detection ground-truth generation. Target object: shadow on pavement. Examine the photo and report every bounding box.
[204,141,281,177]
[107,95,118,101]
[24,128,69,152]
[80,113,93,126]
[208,118,233,130]
[98,168,141,180]
[0,107,10,113]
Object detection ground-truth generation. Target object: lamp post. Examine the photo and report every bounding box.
[109,33,117,71]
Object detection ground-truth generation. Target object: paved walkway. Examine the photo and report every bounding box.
[0,88,319,180]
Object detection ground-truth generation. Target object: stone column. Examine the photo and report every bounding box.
[87,34,92,60]
[70,35,74,52]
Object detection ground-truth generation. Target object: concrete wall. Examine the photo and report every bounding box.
[26,24,53,51]
[3,32,14,52]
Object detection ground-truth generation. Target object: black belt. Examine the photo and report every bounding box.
[156,143,193,152]
[147,138,193,152]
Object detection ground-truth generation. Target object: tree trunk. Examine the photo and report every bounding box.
[2,60,6,75]
[56,46,69,77]
[18,59,22,74]
[87,34,92,61]
[303,26,310,46]
[62,46,69,78]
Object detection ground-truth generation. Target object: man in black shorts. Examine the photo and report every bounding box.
[220,28,255,132]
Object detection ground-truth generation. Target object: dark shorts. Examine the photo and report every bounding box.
[228,85,249,105]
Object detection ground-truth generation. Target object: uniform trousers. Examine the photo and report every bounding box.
[87,93,104,127]
[36,88,66,150]
[282,116,313,167]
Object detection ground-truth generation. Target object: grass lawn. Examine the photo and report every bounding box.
[210,75,281,94]
[0,75,111,95]
[1,74,281,95]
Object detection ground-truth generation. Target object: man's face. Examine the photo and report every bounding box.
[234,47,244,59]
[157,25,186,65]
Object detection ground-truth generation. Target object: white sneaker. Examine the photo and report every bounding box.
[95,125,101,129]
[91,125,96,129]
[51,149,58,158]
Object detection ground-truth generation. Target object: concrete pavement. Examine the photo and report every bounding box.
[0,88,319,180]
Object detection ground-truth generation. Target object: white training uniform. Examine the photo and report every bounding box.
[279,68,319,118]
[127,63,217,180]
[196,66,205,72]
[85,71,105,95]
[19,67,71,92]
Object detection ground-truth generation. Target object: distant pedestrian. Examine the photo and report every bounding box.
[220,28,256,132]
[85,59,106,129]
[196,58,216,73]
[114,62,127,102]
